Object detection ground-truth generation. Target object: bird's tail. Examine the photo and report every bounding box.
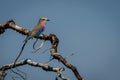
[23,36,31,43]
[23,31,32,42]
[13,40,28,67]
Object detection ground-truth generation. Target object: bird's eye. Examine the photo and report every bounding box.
[42,19,45,20]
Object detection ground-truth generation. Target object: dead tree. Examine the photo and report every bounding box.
[0,20,84,80]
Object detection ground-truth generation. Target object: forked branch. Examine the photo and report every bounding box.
[0,59,66,80]
[0,20,84,80]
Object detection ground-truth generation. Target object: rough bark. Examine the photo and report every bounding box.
[0,20,84,80]
[0,59,65,80]
[0,59,64,72]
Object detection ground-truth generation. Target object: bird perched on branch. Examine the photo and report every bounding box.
[24,17,50,42]
[13,17,50,66]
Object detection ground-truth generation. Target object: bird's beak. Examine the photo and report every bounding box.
[47,19,50,21]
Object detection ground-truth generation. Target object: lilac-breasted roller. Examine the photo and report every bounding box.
[13,17,50,66]
[24,17,50,42]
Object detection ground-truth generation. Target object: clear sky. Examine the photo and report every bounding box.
[0,0,120,80]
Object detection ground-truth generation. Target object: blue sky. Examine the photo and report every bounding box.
[0,0,120,80]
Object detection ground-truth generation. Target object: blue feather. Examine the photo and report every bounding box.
[36,27,44,36]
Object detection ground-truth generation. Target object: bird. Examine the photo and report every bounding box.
[24,17,50,42]
[13,17,50,66]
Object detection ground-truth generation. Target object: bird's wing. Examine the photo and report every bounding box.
[31,24,43,37]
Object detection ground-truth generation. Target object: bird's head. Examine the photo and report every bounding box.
[39,17,50,24]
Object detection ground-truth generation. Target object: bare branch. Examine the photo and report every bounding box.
[0,71,6,80]
[0,20,84,80]
[0,59,66,80]
[0,59,64,73]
